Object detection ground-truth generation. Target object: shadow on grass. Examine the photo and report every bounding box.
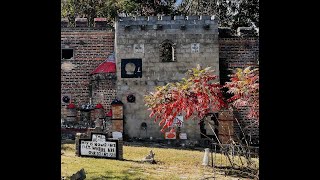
[61,144,74,151]
[211,166,259,179]
[89,168,148,180]
[121,159,144,164]
[122,158,161,165]
[124,142,204,152]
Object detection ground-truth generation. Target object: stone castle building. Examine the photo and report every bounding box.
[61,16,259,145]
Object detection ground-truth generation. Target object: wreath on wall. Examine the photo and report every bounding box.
[127,94,136,103]
[62,95,70,103]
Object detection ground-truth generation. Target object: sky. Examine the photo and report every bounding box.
[175,0,183,7]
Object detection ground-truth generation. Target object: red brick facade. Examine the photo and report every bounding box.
[219,37,259,145]
[61,27,115,119]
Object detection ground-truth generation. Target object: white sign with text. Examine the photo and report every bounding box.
[80,134,117,158]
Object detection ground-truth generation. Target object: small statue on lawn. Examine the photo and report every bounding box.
[142,150,156,164]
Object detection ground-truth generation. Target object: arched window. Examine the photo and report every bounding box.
[160,40,176,62]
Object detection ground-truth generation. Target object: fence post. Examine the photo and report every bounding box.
[202,148,210,166]
[211,139,214,167]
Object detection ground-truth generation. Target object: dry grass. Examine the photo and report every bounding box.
[61,143,257,180]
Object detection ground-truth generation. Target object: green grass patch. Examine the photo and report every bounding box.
[62,143,257,179]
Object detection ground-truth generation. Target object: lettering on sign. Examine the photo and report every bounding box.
[79,133,118,159]
[179,133,188,139]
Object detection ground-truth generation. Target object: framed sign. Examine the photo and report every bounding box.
[133,44,144,53]
[79,133,119,159]
[179,133,188,139]
[191,43,200,53]
[121,59,142,78]
[165,132,176,139]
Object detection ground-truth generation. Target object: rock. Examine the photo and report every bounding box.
[70,168,86,180]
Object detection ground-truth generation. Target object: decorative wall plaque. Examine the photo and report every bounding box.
[133,44,144,53]
[61,61,77,72]
[121,59,142,78]
[191,43,200,53]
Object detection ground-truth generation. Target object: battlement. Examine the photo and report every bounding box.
[61,17,113,29]
[116,15,218,32]
[219,27,258,37]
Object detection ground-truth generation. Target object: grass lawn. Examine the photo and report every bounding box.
[61,143,257,180]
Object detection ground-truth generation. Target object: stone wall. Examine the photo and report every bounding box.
[115,15,220,140]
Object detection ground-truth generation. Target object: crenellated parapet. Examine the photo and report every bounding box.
[116,15,218,33]
[61,18,113,30]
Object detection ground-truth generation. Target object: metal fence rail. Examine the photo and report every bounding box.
[206,143,259,179]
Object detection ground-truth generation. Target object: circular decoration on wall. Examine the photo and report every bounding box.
[62,95,70,103]
[61,61,77,72]
[125,62,136,75]
[127,94,136,103]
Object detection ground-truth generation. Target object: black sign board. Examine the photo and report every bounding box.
[121,58,142,78]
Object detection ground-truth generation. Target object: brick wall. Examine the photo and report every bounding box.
[233,107,259,145]
[219,36,259,145]
[61,19,115,119]
[219,37,259,84]
[91,76,116,115]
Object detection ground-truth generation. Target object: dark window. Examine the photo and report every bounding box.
[62,49,74,59]
[160,40,176,62]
